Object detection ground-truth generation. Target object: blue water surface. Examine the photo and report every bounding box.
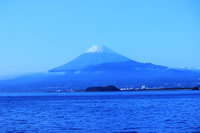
[0,91,200,133]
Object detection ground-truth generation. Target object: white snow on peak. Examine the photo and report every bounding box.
[86,45,104,53]
[86,45,113,53]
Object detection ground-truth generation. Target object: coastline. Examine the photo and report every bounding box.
[1,87,198,93]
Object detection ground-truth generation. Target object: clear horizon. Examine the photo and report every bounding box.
[0,0,200,76]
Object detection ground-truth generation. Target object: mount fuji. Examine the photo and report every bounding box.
[0,45,199,92]
[49,45,167,72]
[50,45,131,72]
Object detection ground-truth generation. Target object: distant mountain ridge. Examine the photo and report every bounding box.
[83,60,168,72]
[0,45,199,92]
[49,45,167,72]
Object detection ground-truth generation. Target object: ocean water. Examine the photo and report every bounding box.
[0,91,200,133]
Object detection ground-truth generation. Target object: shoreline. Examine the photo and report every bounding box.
[0,87,199,93]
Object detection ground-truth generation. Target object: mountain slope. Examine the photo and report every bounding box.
[0,67,199,92]
[49,45,131,72]
[83,60,168,72]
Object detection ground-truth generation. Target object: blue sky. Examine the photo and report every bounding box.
[0,0,200,76]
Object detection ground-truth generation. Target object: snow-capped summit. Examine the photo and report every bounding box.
[49,45,170,73]
[85,45,114,53]
[49,45,131,72]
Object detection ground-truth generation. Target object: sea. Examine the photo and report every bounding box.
[0,90,200,133]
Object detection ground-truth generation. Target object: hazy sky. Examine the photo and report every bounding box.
[0,0,200,76]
